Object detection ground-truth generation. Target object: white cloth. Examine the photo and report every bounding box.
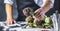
[34,0,55,8]
[4,0,14,5]
[4,0,55,8]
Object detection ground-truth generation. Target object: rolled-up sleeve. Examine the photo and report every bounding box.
[50,0,55,8]
[4,0,14,5]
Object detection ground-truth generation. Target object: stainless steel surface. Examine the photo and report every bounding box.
[0,22,54,31]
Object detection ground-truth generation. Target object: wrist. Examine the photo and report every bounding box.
[39,8,45,14]
[7,17,13,20]
[39,7,48,14]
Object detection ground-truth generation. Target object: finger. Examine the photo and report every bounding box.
[34,11,40,18]
[36,12,41,18]
[34,9,40,13]
[6,21,10,25]
[33,12,40,20]
[5,21,8,25]
[23,8,29,12]
[34,10,39,14]
[35,14,42,20]
[37,15,41,19]
[24,12,28,16]
[26,8,29,12]
[37,11,44,18]
[38,13,44,19]
[23,8,27,13]
[34,11,39,15]
[14,20,16,24]
[10,21,12,24]
[37,12,42,17]
[24,12,27,15]
[38,15,44,20]
[23,8,29,16]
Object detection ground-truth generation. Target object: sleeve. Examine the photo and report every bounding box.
[4,0,14,5]
[50,0,55,8]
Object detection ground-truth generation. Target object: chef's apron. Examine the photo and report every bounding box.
[16,0,40,21]
[54,0,60,13]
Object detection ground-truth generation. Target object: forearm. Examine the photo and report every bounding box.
[40,0,51,13]
[5,3,13,19]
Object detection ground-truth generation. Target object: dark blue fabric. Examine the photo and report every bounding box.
[16,0,40,21]
[0,0,6,21]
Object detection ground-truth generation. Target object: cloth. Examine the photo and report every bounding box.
[53,0,60,13]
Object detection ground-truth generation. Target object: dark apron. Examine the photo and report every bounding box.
[16,0,40,21]
[54,0,60,13]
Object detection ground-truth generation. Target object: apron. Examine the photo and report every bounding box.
[54,0,60,13]
[16,0,40,21]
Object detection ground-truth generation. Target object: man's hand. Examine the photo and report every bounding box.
[33,8,45,21]
[23,8,29,16]
[5,19,16,25]
[5,4,16,25]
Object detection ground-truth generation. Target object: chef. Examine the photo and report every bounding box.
[4,0,54,25]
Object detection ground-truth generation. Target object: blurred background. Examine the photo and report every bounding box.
[0,0,59,30]
[0,0,6,21]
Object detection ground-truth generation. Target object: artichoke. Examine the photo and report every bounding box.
[33,20,38,24]
[45,17,51,23]
[24,7,53,28]
[41,16,47,20]
[25,16,33,23]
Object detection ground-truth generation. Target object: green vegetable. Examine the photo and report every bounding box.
[24,7,53,28]
[33,23,37,27]
[45,17,51,23]
[41,16,47,20]
[25,16,33,23]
